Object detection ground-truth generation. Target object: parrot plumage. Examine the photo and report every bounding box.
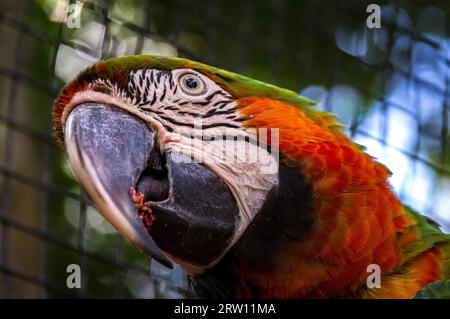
[53,55,450,298]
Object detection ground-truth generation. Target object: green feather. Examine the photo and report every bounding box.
[414,280,450,299]
[401,206,450,283]
[402,206,450,263]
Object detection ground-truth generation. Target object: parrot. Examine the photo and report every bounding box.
[52,55,450,299]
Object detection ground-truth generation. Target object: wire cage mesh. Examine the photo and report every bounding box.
[0,0,449,298]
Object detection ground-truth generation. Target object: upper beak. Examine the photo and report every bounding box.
[64,103,240,270]
[65,103,173,268]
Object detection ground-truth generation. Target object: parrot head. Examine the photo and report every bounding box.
[53,55,318,274]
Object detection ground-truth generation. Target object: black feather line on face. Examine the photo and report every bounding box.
[168,72,174,90]
[201,109,236,119]
[205,90,227,101]
[214,101,232,109]
[201,122,241,129]
[156,71,162,84]
[160,83,167,102]
[162,105,180,111]
[150,71,154,83]
[192,101,212,106]
[150,91,157,105]
[234,117,250,122]
[205,108,217,116]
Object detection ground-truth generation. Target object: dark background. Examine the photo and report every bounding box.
[0,0,449,298]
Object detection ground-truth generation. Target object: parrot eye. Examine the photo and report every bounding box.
[179,73,207,96]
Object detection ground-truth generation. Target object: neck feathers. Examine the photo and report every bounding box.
[220,97,414,298]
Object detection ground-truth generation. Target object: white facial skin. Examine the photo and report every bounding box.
[62,68,279,271]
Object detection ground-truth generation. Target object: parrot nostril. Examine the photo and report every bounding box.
[136,147,170,202]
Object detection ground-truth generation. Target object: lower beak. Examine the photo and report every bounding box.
[64,103,240,269]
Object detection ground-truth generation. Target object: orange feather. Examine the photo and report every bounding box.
[235,97,440,298]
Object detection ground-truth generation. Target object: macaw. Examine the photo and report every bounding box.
[53,55,450,298]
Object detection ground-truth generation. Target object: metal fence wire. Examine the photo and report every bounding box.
[0,0,449,298]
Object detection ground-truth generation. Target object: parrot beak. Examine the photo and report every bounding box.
[64,103,240,271]
[64,103,173,268]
